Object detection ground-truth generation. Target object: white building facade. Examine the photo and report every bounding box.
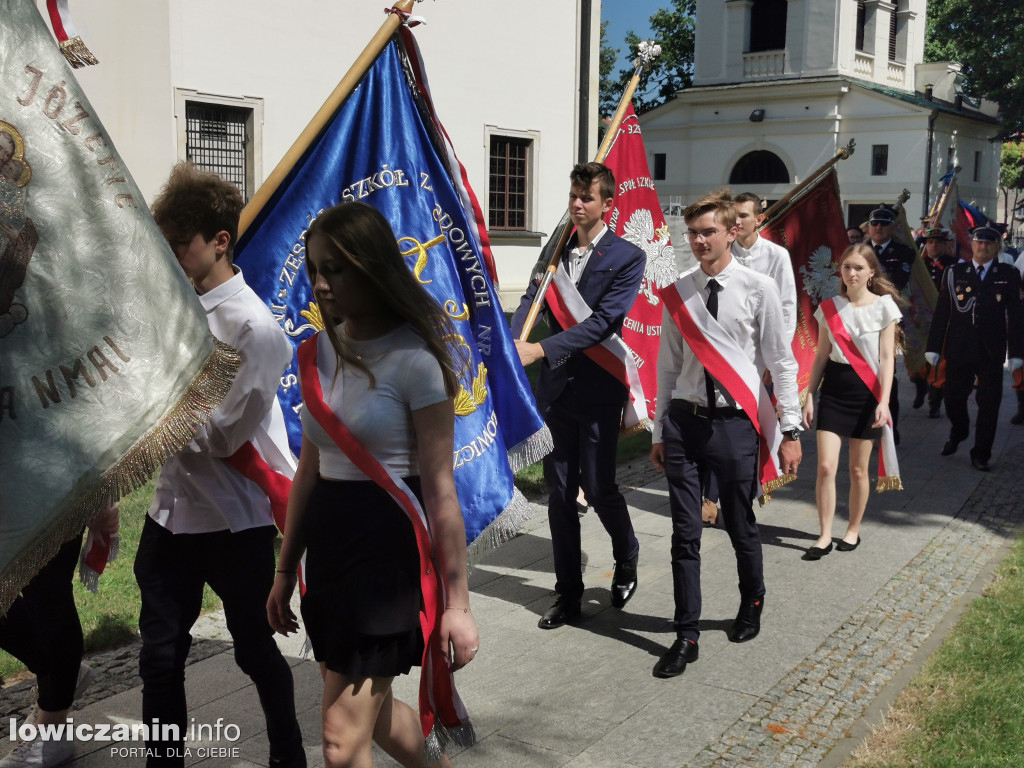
[640,0,1001,227]
[36,0,600,307]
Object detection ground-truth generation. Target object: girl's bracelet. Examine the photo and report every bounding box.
[445,606,470,613]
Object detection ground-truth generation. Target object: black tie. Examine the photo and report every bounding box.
[874,244,884,258]
[705,279,721,413]
[978,264,986,281]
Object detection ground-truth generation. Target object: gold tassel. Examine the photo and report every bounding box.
[876,474,904,493]
[59,36,100,68]
[619,417,653,437]
[758,472,798,506]
[0,338,240,614]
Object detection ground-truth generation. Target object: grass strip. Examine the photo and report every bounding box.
[847,534,1024,767]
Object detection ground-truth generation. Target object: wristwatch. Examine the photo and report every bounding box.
[782,428,800,441]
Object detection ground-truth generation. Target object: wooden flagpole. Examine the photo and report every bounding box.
[926,167,961,230]
[517,42,662,341]
[759,140,856,229]
[238,0,417,236]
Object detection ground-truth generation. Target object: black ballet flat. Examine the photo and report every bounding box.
[802,543,833,561]
[836,536,861,552]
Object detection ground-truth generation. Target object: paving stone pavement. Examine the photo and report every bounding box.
[3,372,1023,767]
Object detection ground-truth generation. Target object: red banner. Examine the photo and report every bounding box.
[602,105,679,421]
[760,170,849,394]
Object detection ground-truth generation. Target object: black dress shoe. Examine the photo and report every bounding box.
[836,536,861,552]
[940,439,960,456]
[802,542,833,561]
[537,595,581,629]
[730,596,764,643]
[971,457,992,472]
[653,637,699,678]
[611,553,638,608]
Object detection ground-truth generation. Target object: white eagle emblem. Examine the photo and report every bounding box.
[799,245,840,304]
[620,209,677,305]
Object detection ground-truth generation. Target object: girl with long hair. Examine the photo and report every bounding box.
[801,243,903,560]
[267,202,477,767]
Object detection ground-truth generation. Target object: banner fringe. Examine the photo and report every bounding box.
[0,338,240,614]
[505,426,552,475]
[58,36,99,68]
[466,486,534,566]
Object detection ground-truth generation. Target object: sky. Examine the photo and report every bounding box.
[601,0,670,73]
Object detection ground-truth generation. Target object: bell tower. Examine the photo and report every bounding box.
[692,0,927,93]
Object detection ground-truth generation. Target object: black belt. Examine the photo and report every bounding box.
[670,399,744,419]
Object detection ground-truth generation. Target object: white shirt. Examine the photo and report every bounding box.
[150,268,294,534]
[732,235,797,341]
[300,324,448,481]
[567,223,607,285]
[653,259,801,442]
[814,294,902,365]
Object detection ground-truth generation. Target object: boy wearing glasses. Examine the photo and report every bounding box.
[648,194,801,678]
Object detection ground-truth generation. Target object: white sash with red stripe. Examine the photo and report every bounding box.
[819,297,902,492]
[297,333,474,757]
[546,264,649,430]
[659,277,794,501]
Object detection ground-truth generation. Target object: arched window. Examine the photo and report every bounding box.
[748,0,788,53]
[729,151,790,185]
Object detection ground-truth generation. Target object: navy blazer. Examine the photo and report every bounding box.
[510,229,646,408]
[927,260,1024,365]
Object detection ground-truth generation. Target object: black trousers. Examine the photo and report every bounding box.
[134,517,302,767]
[543,391,639,599]
[663,405,763,642]
[944,357,1004,463]
[0,532,84,711]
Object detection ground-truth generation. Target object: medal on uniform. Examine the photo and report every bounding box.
[997,294,1002,302]
[966,286,972,293]
[957,293,965,301]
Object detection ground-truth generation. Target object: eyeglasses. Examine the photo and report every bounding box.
[686,228,727,242]
[868,220,892,227]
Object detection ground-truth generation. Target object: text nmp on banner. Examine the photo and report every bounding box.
[0,0,239,611]
[234,30,549,553]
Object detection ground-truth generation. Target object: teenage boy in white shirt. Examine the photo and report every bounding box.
[135,163,304,768]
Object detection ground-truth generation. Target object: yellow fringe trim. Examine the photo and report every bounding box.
[619,417,653,437]
[876,474,904,493]
[0,338,240,614]
[758,472,797,507]
[59,36,100,68]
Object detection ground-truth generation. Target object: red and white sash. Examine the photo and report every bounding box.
[820,298,902,492]
[297,333,473,754]
[223,402,306,591]
[659,277,794,501]
[546,264,649,430]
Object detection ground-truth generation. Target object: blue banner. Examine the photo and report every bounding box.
[234,36,548,549]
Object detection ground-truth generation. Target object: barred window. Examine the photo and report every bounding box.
[488,136,531,230]
[185,102,251,200]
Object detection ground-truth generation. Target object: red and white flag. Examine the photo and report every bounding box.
[602,105,679,423]
[760,170,849,395]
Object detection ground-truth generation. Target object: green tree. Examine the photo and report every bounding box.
[616,0,697,114]
[1000,142,1024,233]
[925,0,1024,138]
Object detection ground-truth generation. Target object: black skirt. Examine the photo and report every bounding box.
[300,476,424,679]
[817,359,882,440]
